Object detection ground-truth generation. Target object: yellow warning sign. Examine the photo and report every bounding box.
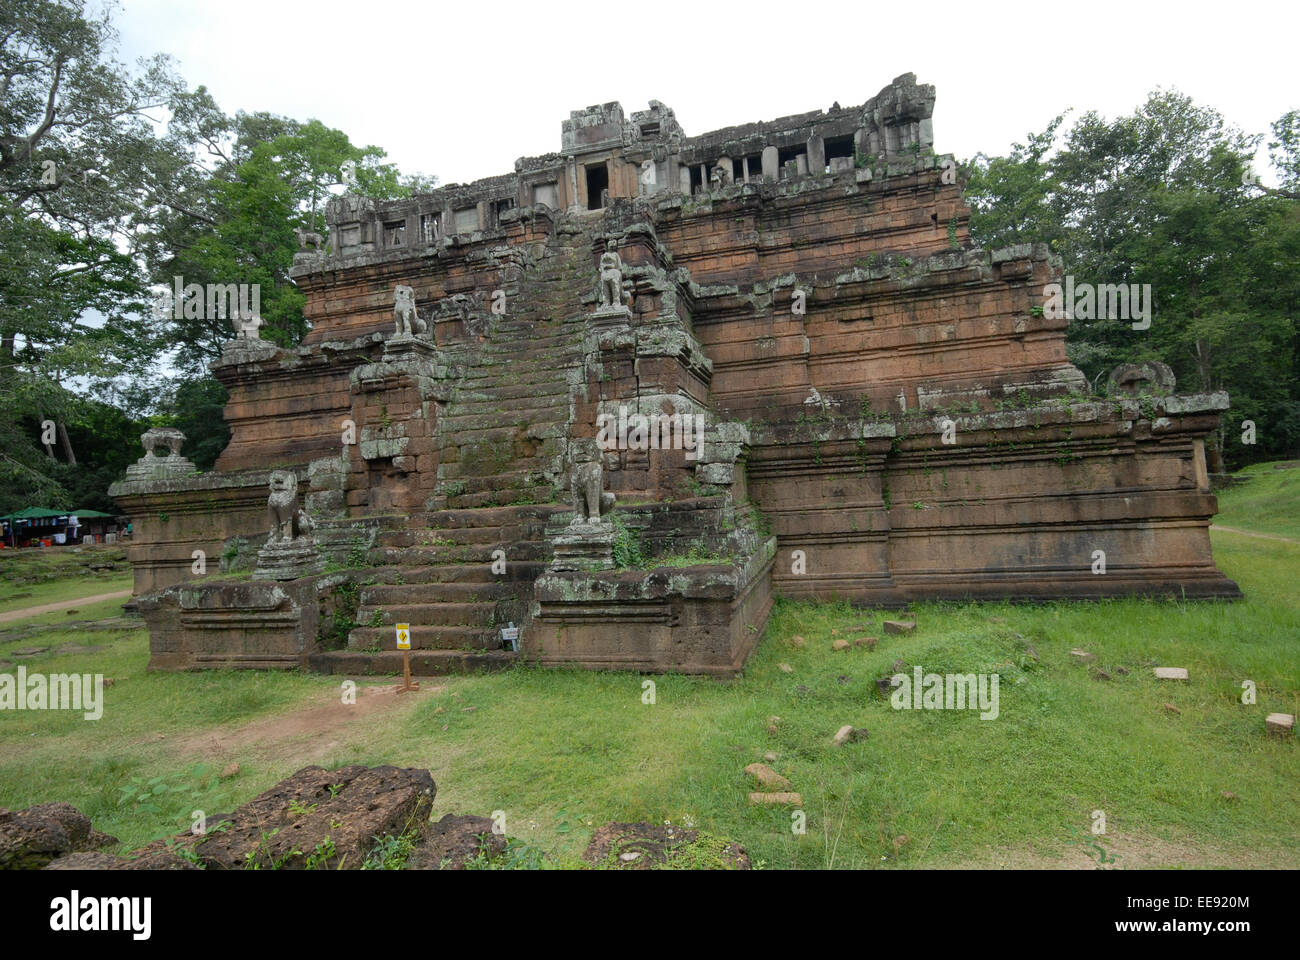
[395,622,410,650]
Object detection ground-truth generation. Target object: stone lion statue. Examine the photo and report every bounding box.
[266,470,314,543]
[394,284,427,336]
[570,440,615,524]
[294,225,325,251]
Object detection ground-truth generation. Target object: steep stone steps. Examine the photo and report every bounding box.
[362,581,517,604]
[358,601,496,629]
[367,540,552,566]
[336,216,600,675]
[362,561,549,585]
[309,649,517,675]
[445,486,554,510]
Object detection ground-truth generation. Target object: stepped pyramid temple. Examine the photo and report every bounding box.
[110,74,1239,677]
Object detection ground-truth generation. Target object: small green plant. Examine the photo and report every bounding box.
[288,798,317,817]
[611,515,645,569]
[303,837,337,870]
[362,829,419,870]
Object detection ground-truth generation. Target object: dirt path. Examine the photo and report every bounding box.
[166,682,444,767]
[0,589,132,623]
[1210,525,1300,544]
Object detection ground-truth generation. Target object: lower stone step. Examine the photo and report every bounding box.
[307,649,518,676]
[346,624,498,651]
[356,601,496,627]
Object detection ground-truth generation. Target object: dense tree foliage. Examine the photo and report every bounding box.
[0,0,434,510]
[964,92,1300,469]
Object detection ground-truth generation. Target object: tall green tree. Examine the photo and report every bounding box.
[963,90,1299,468]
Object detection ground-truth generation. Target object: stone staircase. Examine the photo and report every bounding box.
[313,214,603,675]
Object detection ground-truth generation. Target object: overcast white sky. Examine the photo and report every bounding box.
[112,0,1298,187]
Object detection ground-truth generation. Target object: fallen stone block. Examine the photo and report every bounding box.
[45,849,198,870]
[182,764,436,870]
[748,792,802,806]
[1069,649,1096,663]
[833,725,869,745]
[832,638,850,651]
[0,802,117,870]
[406,814,504,869]
[1154,667,1189,680]
[883,620,914,635]
[744,763,791,792]
[853,636,878,650]
[1265,713,1294,737]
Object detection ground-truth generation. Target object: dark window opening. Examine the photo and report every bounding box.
[640,122,660,138]
[689,163,705,194]
[777,145,802,169]
[384,220,406,247]
[491,198,515,225]
[732,157,745,181]
[825,135,855,171]
[420,213,440,243]
[585,163,609,210]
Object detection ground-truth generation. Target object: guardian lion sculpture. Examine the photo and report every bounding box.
[266,470,314,543]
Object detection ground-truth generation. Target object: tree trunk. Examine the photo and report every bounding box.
[57,420,76,465]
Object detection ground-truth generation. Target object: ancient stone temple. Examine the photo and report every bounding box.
[110,73,1239,677]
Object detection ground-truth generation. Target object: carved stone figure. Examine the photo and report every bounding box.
[266,470,314,543]
[569,441,616,524]
[710,161,732,190]
[598,242,625,310]
[233,312,262,339]
[394,284,427,336]
[294,226,326,251]
[122,427,196,481]
[141,427,186,459]
[1107,361,1176,397]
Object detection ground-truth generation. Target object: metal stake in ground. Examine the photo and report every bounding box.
[395,622,419,692]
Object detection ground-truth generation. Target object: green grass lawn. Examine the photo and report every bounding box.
[0,544,133,614]
[0,468,1296,868]
[1213,461,1300,540]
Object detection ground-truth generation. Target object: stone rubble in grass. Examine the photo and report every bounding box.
[1154,667,1189,680]
[833,724,869,745]
[748,792,802,806]
[1265,713,1294,736]
[744,763,791,791]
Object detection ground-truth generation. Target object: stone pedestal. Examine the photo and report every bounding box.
[254,537,325,581]
[592,304,633,323]
[219,337,279,366]
[383,333,438,362]
[550,521,616,572]
[121,427,197,482]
